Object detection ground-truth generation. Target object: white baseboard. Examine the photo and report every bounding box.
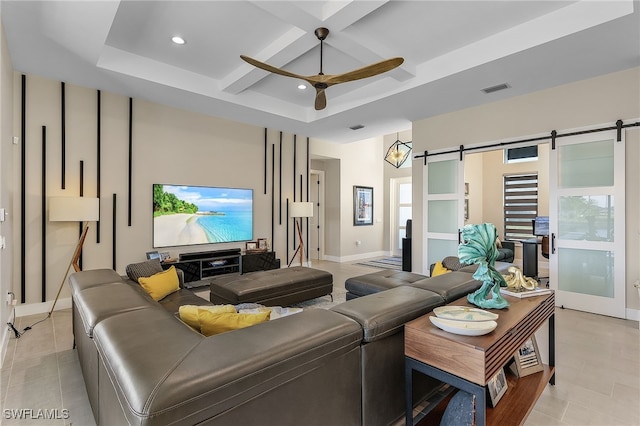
[14,297,71,318]
[324,251,391,264]
[0,320,10,369]
[625,307,639,323]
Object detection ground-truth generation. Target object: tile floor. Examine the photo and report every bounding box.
[1,259,638,425]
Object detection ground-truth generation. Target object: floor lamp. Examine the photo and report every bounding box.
[288,202,313,267]
[48,196,100,317]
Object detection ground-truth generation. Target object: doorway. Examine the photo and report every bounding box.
[309,170,325,262]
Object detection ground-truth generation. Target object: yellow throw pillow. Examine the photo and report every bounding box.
[198,309,270,337]
[178,304,236,331]
[432,261,451,277]
[138,266,180,301]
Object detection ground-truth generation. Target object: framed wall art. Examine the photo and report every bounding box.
[353,186,373,226]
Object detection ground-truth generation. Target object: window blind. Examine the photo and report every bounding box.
[504,173,538,241]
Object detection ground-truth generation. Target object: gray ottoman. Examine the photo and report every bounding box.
[209,266,333,306]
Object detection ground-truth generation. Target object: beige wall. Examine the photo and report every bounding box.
[0,18,14,363]
[412,67,640,311]
[7,72,392,309]
[10,74,321,305]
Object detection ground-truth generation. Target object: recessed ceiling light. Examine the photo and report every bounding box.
[297,84,307,90]
[349,124,365,130]
[171,36,186,45]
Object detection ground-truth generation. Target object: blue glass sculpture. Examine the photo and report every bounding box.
[458,223,510,309]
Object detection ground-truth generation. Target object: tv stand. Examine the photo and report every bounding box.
[164,249,241,288]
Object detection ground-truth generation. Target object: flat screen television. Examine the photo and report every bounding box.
[533,216,549,236]
[153,184,253,248]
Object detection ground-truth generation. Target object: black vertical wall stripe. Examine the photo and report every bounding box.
[128,97,133,226]
[20,74,26,304]
[292,135,296,248]
[278,132,282,225]
[286,199,289,259]
[306,137,310,262]
[112,194,117,270]
[96,90,101,243]
[263,128,267,195]
[41,126,46,302]
[79,161,84,271]
[271,144,275,247]
[61,82,66,189]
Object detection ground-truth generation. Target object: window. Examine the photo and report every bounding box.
[505,146,538,163]
[504,173,538,241]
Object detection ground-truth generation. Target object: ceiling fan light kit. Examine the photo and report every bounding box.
[241,27,404,110]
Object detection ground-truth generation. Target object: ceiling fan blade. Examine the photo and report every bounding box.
[315,89,327,110]
[325,57,404,85]
[240,55,306,80]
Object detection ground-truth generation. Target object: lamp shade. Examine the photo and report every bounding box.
[290,202,314,218]
[49,197,100,222]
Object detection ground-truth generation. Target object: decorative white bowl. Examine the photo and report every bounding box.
[429,316,497,336]
[433,306,498,322]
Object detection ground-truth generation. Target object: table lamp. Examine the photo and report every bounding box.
[48,196,99,316]
[288,202,313,267]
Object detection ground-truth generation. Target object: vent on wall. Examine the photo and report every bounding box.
[482,83,510,94]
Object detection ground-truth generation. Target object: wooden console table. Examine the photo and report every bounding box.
[405,292,555,426]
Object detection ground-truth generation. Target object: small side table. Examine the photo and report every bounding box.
[404,292,555,426]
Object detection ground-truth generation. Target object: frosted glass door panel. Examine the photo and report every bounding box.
[558,195,614,242]
[428,200,458,233]
[558,248,614,298]
[399,183,412,203]
[399,206,412,226]
[427,239,459,270]
[559,139,614,188]
[428,160,458,194]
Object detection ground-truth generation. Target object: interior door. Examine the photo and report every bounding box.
[423,153,464,275]
[549,130,625,318]
[392,177,412,257]
[309,171,324,262]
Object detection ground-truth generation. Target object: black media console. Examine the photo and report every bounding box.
[164,249,242,289]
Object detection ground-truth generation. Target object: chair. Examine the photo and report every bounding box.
[538,236,550,286]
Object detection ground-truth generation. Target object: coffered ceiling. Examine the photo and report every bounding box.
[2,1,639,143]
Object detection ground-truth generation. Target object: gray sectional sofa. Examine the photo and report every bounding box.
[69,261,511,426]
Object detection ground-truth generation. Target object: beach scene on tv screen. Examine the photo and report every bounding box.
[153,184,253,247]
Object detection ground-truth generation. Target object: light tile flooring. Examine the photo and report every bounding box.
[1,259,638,425]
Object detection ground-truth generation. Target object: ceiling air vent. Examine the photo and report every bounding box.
[482,83,510,94]
[349,124,365,130]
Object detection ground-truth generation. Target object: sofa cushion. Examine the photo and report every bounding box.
[410,271,482,303]
[345,270,428,297]
[73,282,159,337]
[138,266,180,301]
[69,269,123,295]
[125,259,163,283]
[198,309,271,336]
[331,286,444,343]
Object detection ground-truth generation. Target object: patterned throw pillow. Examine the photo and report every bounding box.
[126,259,163,283]
[442,256,463,271]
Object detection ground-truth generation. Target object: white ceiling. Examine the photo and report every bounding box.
[2,1,639,143]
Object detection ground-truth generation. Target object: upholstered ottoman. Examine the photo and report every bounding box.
[209,266,333,306]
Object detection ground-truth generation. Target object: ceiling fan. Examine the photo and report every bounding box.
[241,27,404,110]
